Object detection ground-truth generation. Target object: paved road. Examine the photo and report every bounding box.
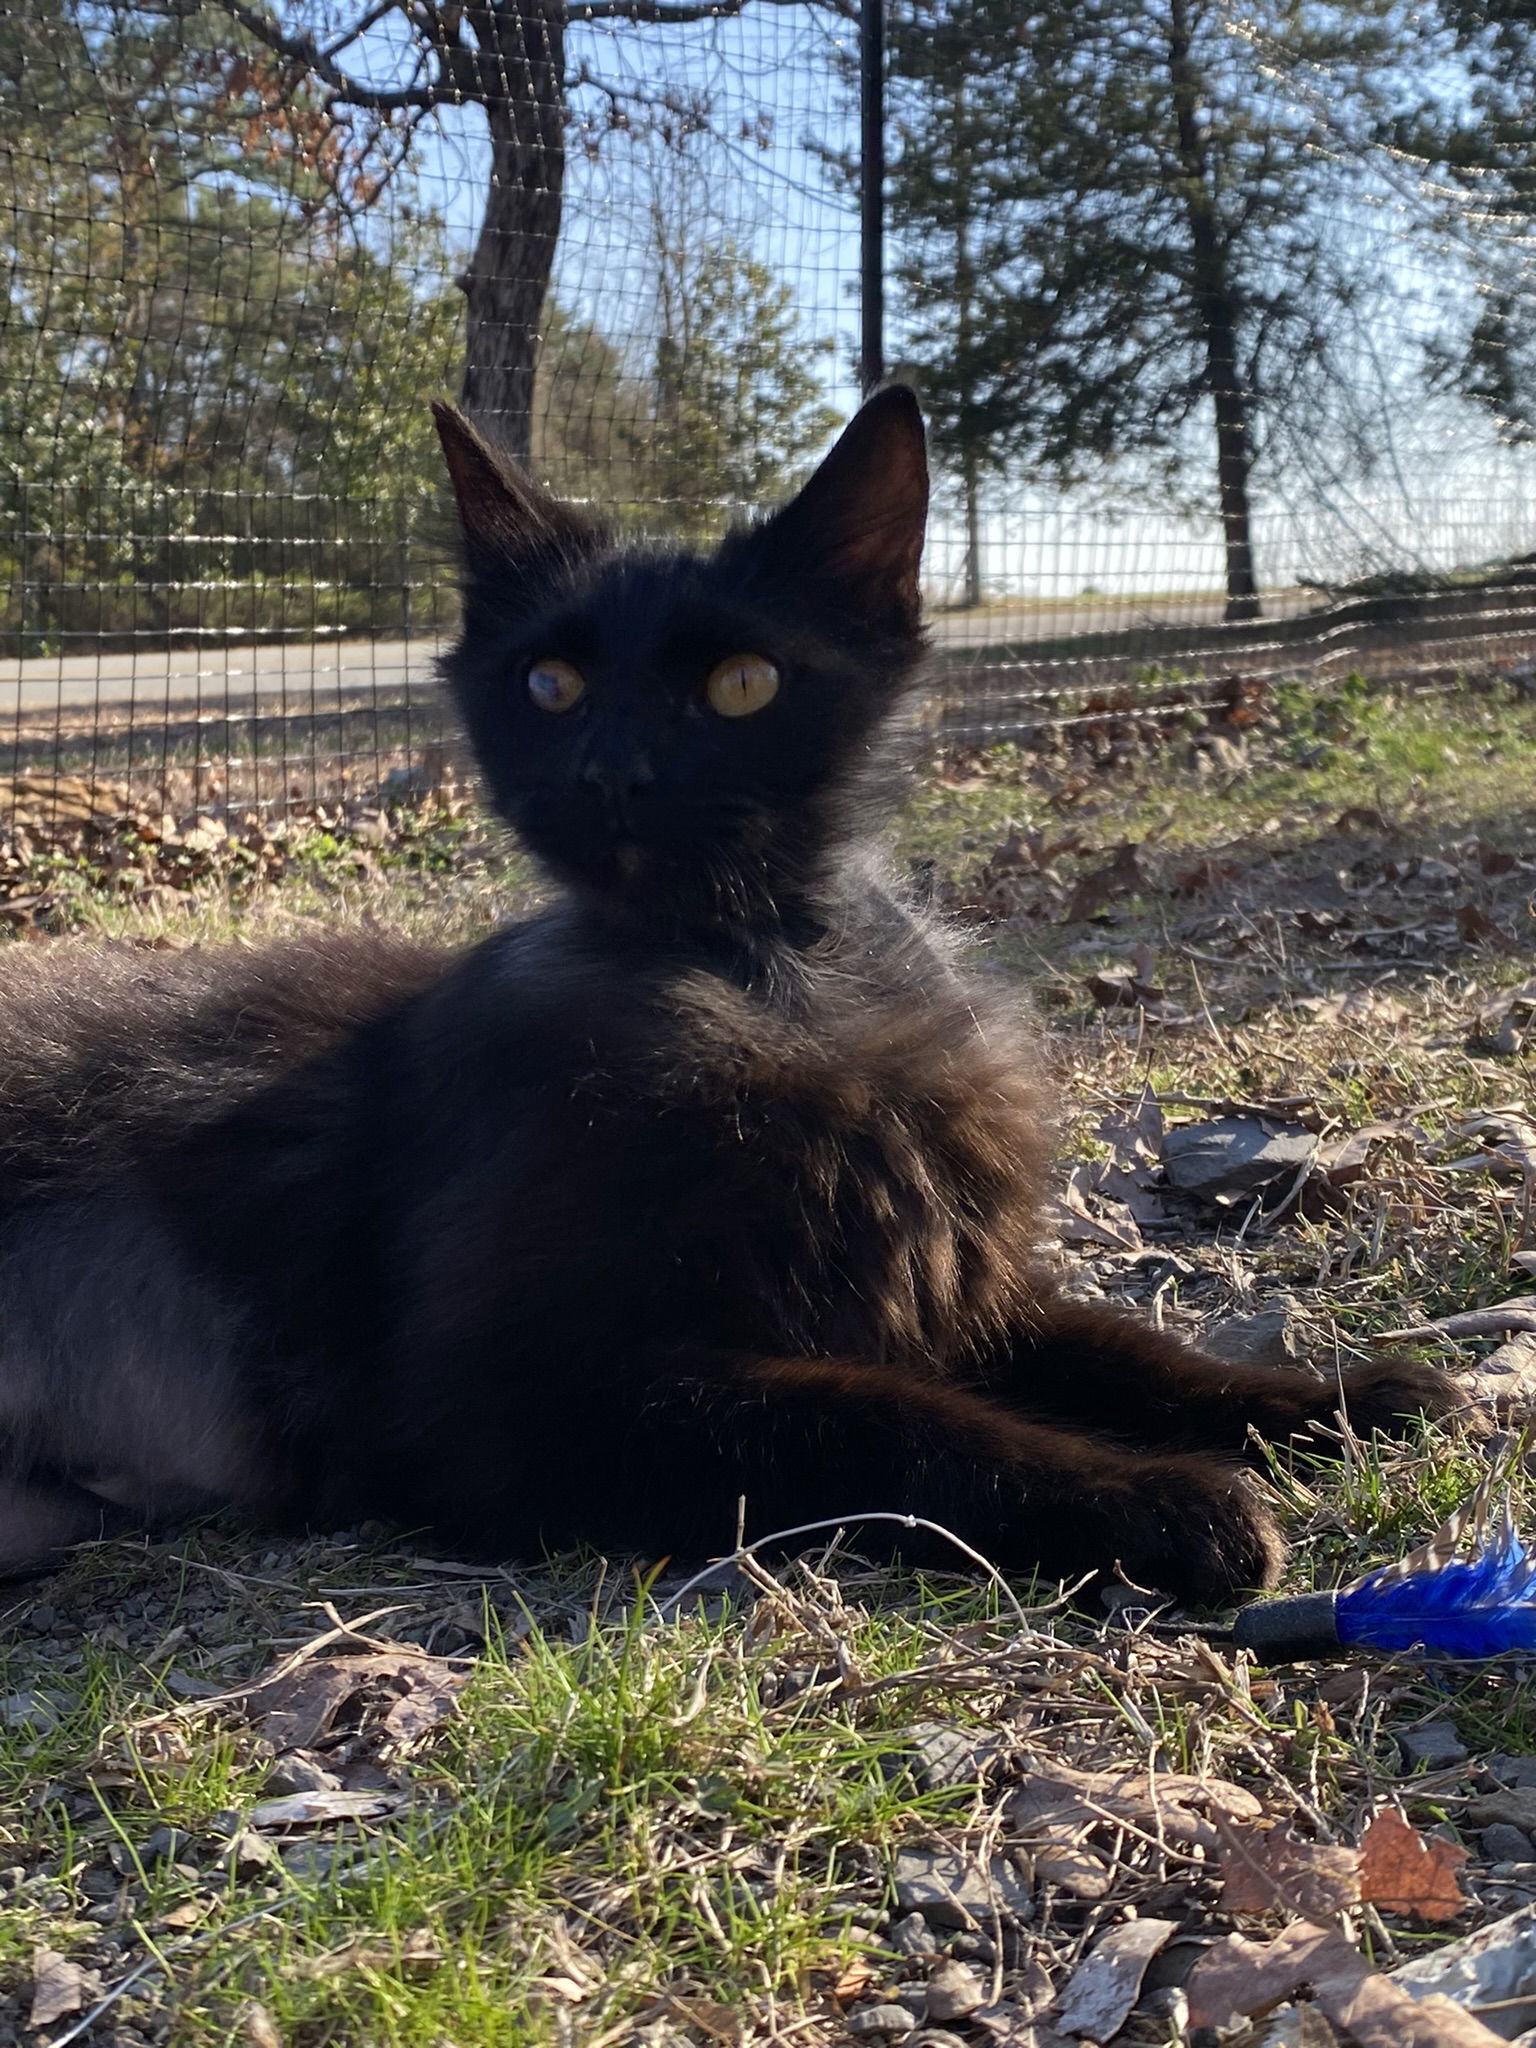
[0,589,1322,715]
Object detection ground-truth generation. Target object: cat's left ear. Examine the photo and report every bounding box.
[432,402,604,595]
[738,385,929,634]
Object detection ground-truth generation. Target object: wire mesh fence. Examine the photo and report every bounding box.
[4,0,1536,860]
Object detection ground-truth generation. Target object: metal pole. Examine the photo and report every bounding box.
[859,0,885,397]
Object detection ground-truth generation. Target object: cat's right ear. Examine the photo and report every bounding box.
[734,385,929,637]
[432,403,603,598]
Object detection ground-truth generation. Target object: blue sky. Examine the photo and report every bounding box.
[289,1,1536,602]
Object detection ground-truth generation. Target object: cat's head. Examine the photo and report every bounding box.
[434,389,929,930]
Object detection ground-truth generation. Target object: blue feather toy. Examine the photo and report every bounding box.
[1233,1460,1536,1663]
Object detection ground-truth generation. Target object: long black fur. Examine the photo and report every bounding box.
[0,389,1461,1601]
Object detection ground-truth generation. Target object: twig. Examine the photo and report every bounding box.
[653,1511,1040,1631]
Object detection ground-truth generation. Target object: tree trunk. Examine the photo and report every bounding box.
[962,447,983,609]
[456,0,567,465]
[1166,0,1261,623]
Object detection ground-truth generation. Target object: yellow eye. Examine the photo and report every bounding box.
[527,659,586,713]
[705,654,780,718]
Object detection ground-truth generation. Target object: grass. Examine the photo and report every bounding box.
[0,675,1535,2044]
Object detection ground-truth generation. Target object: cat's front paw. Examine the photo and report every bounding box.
[1102,1459,1286,1608]
[1335,1354,1471,1438]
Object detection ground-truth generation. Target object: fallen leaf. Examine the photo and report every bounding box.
[248,1788,401,1829]
[1042,1165,1143,1252]
[1456,902,1518,951]
[1314,1120,1424,1192]
[1219,1824,1361,1920]
[1050,1920,1176,2040]
[1468,982,1536,1057]
[666,1996,744,2045]
[296,1927,442,1981]
[1174,857,1241,894]
[1478,844,1517,876]
[243,1651,468,1756]
[152,1899,209,1931]
[1063,843,1146,922]
[29,1949,94,2031]
[1187,1919,1503,2048]
[829,1958,880,2008]
[1334,805,1391,834]
[1358,1808,1467,1922]
[237,2002,282,2048]
[1006,1755,1263,1867]
[1085,970,1165,1010]
[1095,1094,1166,1170]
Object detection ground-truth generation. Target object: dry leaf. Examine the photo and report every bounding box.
[1334,805,1391,834]
[1042,1166,1143,1253]
[1095,1094,1165,1169]
[153,1899,209,1931]
[1188,1919,1503,2048]
[238,2002,282,2048]
[297,1927,442,1980]
[244,1651,467,1756]
[1456,902,1518,951]
[1174,857,1241,894]
[828,1958,880,2008]
[1063,843,1146,922]
[1006,1755,1263,1872]
[1085,970,1164,1011]
[1050,1920,1177,2040]
[1220,1825,1361,1920]
[666,1996,744,2044]
[249,1788,401,1829]
[29,1949,93,2031]
[1358,1808,1467,1922]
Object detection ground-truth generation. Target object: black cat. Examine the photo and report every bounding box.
[0,388,1460,1600]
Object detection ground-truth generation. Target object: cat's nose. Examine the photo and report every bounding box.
[581,751,655,810]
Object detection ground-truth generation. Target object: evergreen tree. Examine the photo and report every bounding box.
[1396,4,1536,447]
[885,0,1411,618]
[643,206,840,538]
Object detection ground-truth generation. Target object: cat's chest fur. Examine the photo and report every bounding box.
[370,906,1051,1377]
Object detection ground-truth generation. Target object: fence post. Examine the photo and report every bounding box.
[860,0,885,397]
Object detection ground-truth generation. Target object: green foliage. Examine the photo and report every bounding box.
[884,0,1415,604]
[644,228,841,540]
[0,5,465,655]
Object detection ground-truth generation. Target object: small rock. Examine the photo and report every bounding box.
[846,2006,918,2038]
[911,2034,969,2048]
[1482,1824,1535,1863]
[1,1690,68,1732]
[971,2006,1060,2046]
[1162,1118,1316,1204]
[1486,1755,1536,1790]
[164,1668,223,1699]
[904,1722,994,1792]
[136,1826,190,1867]
[1201,1299,1307,1366]
[220,1830,277,1876]
[1397,1722,1469,1770]
[947,1932,997,1964]
[891,1847,1031,1928]
[1139,1986,1190,2030]
[26,1604,57,1633]
[263,1754,341,1797]
[886,1913,941,1959]
[281,1842,341,1880]
[892,1987,931,2016]
[923,1959,986,2022]
[1464,1332,1536,1421]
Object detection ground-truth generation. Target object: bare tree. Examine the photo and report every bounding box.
[211,0,834,463]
